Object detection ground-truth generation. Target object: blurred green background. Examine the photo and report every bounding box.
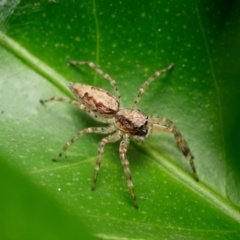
[0,0,240,239]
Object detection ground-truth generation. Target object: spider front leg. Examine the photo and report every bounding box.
[52,125,116,161]
[132,63,174,109]
[119,134,138,209]
[91,131,122,190]
[148,117,199,181]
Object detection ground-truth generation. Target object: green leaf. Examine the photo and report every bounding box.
[1,0,240,239]
[0,157,96,240]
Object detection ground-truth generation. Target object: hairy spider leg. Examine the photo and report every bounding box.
[132,63,174,109]
[119,134,138,209]
[40,96,112,124]
[69,61,121,101]
[40,97,82,108]
[51,125,116,161]
[148,116,198,181]
[91,130,122,191]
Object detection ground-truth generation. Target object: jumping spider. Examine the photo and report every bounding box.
[40,61,198,209]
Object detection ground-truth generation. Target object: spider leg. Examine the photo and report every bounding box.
[68,61,121,101]
[52,125,116,161]
[40,96,81,108]
[119,134,138,209]
[132,63,174,109]
[148,117,199,181]
[40,96,113,124]
[91,130,122,190]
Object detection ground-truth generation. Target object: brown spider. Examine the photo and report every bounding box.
[40,61,198,209]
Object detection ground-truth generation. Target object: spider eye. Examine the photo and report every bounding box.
[135,124,148,137]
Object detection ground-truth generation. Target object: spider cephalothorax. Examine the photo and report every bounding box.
[41,61,198,209]
[115,109,148,139]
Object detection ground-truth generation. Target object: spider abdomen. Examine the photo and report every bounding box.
[114,109,148,137]
[69,83,119,117]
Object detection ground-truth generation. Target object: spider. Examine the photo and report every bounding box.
[40,61,198,209]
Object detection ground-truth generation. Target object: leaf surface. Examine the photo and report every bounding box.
[1,0,240,239]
